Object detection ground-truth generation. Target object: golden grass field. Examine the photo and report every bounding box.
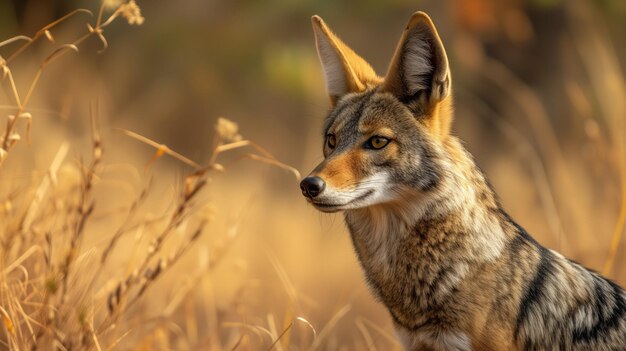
[1,0,625,350]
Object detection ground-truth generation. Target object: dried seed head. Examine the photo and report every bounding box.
[7,133,20,147]
[18,112,32,121]
[118,0,145,26]
[212,163,225,172]
[215,117,242,144]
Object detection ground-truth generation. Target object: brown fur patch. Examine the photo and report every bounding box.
[317,149,365,189]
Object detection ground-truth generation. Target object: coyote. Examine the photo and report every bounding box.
[300,11,626,351]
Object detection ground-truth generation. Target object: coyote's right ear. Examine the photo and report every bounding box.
[312,15,381,105]
[382,12,451,111]
[382,12,452,138]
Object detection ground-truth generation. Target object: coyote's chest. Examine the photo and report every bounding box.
[344,203,507,331]
[345,208,474,328]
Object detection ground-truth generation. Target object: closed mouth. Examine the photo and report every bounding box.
[309,189,374,212]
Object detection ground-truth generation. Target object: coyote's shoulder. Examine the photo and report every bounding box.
[300,11,626,351]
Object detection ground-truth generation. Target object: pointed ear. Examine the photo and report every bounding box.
[382,12,451,114]
[312,15,381,104]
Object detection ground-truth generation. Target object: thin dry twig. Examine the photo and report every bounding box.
[266,321,293,351]
[311,304,352,349]
[0,3,141,165]
[119,128,202,169]
[5,9,92,64]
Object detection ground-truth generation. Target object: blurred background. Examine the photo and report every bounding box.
[1,0,625,349]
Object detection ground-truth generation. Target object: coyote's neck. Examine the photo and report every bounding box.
[344,138,510,329]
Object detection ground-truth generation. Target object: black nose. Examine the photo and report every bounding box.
[300,176,326,198]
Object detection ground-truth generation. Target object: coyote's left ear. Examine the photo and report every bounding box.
[312,15,381,105]
[382,12,452,137]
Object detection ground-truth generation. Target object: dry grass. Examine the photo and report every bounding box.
[0,2,304,349]
[1,0,625,350]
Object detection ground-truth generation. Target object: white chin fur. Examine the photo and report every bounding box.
[310,172,393,212]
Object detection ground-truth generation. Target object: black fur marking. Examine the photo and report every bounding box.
[492,236,528,321]
[515,245,555,340]
[508,231,529,253]
[399,92,426,117]
[572,278,626,342]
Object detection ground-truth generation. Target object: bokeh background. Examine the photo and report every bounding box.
[1,0,625,349]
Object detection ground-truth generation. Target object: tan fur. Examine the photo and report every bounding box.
[316,149,364,189]
[425,97,454,140]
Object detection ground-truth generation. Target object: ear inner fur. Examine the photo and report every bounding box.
[311,15,382,103]
[382,12,450,101]
[382,12,453,139]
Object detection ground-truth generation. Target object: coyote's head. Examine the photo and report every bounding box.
[301,12,454,213]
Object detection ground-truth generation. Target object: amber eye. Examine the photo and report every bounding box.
[326,134,337,149]
[365,136,390,150]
